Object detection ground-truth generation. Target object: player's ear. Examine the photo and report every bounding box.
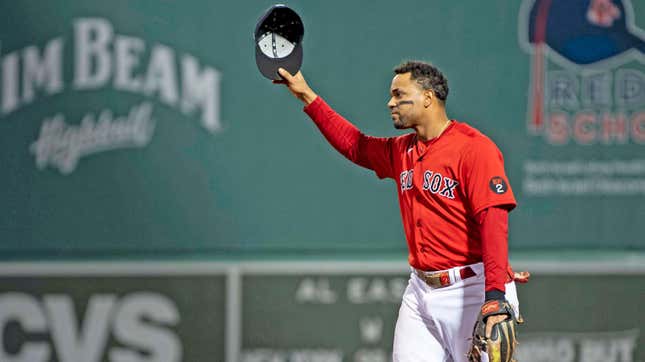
[424,90,433,108]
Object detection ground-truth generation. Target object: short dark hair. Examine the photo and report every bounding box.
[393,61,449,102]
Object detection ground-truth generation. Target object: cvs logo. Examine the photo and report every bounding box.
[0,292,181,362]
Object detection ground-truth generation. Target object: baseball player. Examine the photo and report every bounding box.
[275,61,527,362]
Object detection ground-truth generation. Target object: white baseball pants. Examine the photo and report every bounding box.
[392,262,520,362]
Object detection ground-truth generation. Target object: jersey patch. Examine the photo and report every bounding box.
[489,176,508,194]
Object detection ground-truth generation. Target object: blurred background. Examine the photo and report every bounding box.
[0,0,643,361]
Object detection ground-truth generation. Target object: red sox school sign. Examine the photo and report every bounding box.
[518,0,645,146]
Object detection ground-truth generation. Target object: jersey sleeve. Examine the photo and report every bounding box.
[304,96,396,179]
[477,206,509,294]
[357,136,396,179]
[461,138,516,215]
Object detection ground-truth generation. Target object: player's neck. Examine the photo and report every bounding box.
[416,112,451,142]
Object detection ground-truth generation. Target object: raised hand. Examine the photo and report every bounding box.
[273,68,318,105]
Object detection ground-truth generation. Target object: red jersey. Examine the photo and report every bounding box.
[304,97,517,286]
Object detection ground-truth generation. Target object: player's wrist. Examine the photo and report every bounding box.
[484,289,505,302]
[301,90,318,105]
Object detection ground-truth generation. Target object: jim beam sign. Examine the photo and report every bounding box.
[1,17,223,174]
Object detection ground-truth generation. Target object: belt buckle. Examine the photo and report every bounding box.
[417,269,451,288]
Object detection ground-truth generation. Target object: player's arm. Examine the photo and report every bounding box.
[473,206,512,337]
[461,139,517,298]
[476,206,509,301]
[275,68,395,178]
[462,140,522,361]
[478,206,531,302]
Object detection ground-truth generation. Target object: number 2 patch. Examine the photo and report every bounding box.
[489,176,508,194]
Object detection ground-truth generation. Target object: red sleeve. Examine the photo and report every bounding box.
[461,138,516,215]
[304,96,396,179]
[476,207,509,293]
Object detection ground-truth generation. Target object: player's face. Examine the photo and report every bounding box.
[387,73,426,130]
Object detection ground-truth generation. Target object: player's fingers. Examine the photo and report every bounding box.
[513,271,531,283]
[278,68,294,82]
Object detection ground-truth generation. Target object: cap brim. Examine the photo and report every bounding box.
[255,42,303,80]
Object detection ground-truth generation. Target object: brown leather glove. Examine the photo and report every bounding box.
[467,299,522,362]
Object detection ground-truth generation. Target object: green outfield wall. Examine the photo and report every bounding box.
[0,0,643,260]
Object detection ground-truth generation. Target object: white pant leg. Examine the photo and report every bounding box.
[392,274,449,362]
[428,270,484,362]
[504,280,521,320]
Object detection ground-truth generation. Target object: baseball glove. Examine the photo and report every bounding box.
[467,299,522,362]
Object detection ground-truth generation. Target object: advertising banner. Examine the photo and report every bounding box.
[2,262,642,362]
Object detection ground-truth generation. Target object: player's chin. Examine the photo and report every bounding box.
[393,120,407,130]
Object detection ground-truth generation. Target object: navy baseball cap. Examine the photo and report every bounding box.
[254,4,304,80]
